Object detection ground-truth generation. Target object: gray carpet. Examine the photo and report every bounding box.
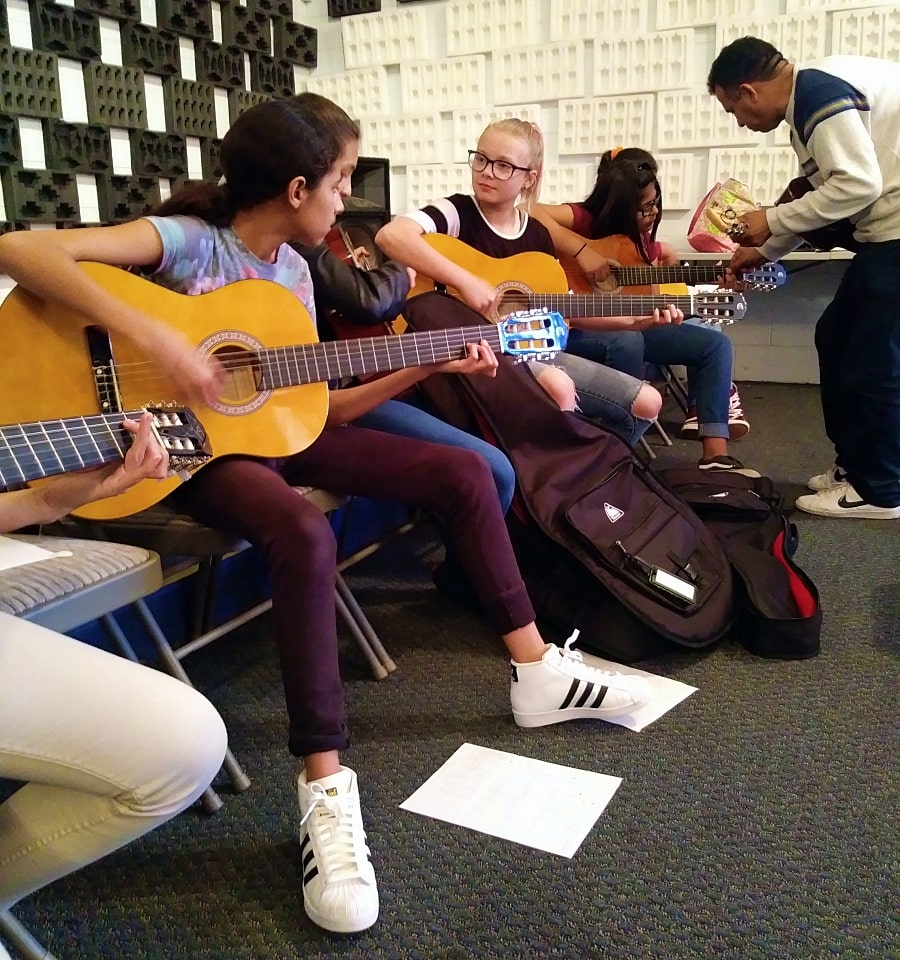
[10,384,899,960]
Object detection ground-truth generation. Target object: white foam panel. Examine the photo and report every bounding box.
[594,31,696,95]
[306,67,390,120]
[341,7,431,70]
[400,57,487,113]
[445,0,540,57]
[548,0,647,40]
[360,114,442,168]
[492,42,584,106]
[405,164,473,210]
[656,91,758,148]
[558,95,654,156]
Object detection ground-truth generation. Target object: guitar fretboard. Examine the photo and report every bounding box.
[610,264,723,286]
[0,412,138,488]
[518,292,697,320]
[256,324,503,389]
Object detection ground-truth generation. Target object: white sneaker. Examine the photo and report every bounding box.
[297,766,379,934]
[510,632,653,728]
[806,464,847,492]
[795,482,900,520]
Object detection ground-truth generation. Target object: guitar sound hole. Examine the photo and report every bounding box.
[497,287,532,317]
[213,345,262,404]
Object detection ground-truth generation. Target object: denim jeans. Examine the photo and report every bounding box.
[551,352,650,446]
[566,319,734,439]
[0,615,227,910]
[355,397,516,513]
[815,240,900,506]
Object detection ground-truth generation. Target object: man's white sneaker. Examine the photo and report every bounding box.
[510,632,653,728]
[806,464,848,492]
[297,766,379,934]
[795,482,900,520]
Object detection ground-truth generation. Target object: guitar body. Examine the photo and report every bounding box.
[559,234,689,296]
[0,262,328,519]
[410,233,570,306]
[778,177,858,252]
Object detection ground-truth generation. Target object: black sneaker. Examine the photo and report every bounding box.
[698,455,760,478]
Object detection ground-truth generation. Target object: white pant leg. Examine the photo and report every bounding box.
[0,613,227,909]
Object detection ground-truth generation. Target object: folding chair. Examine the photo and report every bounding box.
[0,533,163,960]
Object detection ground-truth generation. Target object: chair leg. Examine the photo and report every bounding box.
[129,601,252,798]
[335,574,397,675]
[101,614,225,815]
[637,436,656,461]
[335,589,388,681]
[0,909,59,960]
[660,365,691,415]
[651,418,674,446]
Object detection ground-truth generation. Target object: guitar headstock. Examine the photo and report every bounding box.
[693,292,747,324]
[144,404,213,472]
[741,262,787,291]
[497,309,568,361]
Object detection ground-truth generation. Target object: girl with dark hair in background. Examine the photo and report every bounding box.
[535,151,757,476]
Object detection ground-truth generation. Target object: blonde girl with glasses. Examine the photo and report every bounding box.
[376,120,668,443]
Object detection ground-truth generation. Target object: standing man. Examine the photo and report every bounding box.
[707,37,900,520]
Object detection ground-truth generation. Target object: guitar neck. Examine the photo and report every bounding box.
[0,411,140,488]
[610,264,721,286]
[259,324,502,389]
[520,292,694,319]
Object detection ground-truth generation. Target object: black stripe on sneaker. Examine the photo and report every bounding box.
[304,865,318,885]
[302,848,315,871]
[559,679,581,709]
[574,684,596,707]
[589,686,609,708]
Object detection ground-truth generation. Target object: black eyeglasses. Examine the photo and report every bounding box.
[637,194,661,216]
[467,150,531,181]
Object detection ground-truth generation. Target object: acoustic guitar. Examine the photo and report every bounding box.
[557,234,787,295]
[0,407,201,490]
[409,234,747,324]
[0,262,567,520]
[728,177,858,252]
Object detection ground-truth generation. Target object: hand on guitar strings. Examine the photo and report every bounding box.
[731,208,772,247]
[92,413,170,500]
[430,339,499,379]
[628,305,684,331]
[136,323,225,407]
[457,273,503,322]
[574,245,612,284]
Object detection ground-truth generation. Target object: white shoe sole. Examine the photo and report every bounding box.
[513,703,642,727]
[304,897,379,935]
[795,496,900,520]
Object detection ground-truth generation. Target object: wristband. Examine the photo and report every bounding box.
[574,243,587,258]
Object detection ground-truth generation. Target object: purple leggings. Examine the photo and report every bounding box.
[175,426,535,757]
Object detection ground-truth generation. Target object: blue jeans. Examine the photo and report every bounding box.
[566,319,734,439]
[551,353,650,446]
[815,240,900,506]
[354,396,516,514]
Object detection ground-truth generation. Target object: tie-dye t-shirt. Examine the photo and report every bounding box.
[143,214,317,322]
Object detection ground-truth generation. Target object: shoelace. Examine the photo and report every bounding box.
[300,782,370,881]
[728,388,745,418]
[560,629,628,684]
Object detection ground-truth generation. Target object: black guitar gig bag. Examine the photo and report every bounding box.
[403,292,734,662]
